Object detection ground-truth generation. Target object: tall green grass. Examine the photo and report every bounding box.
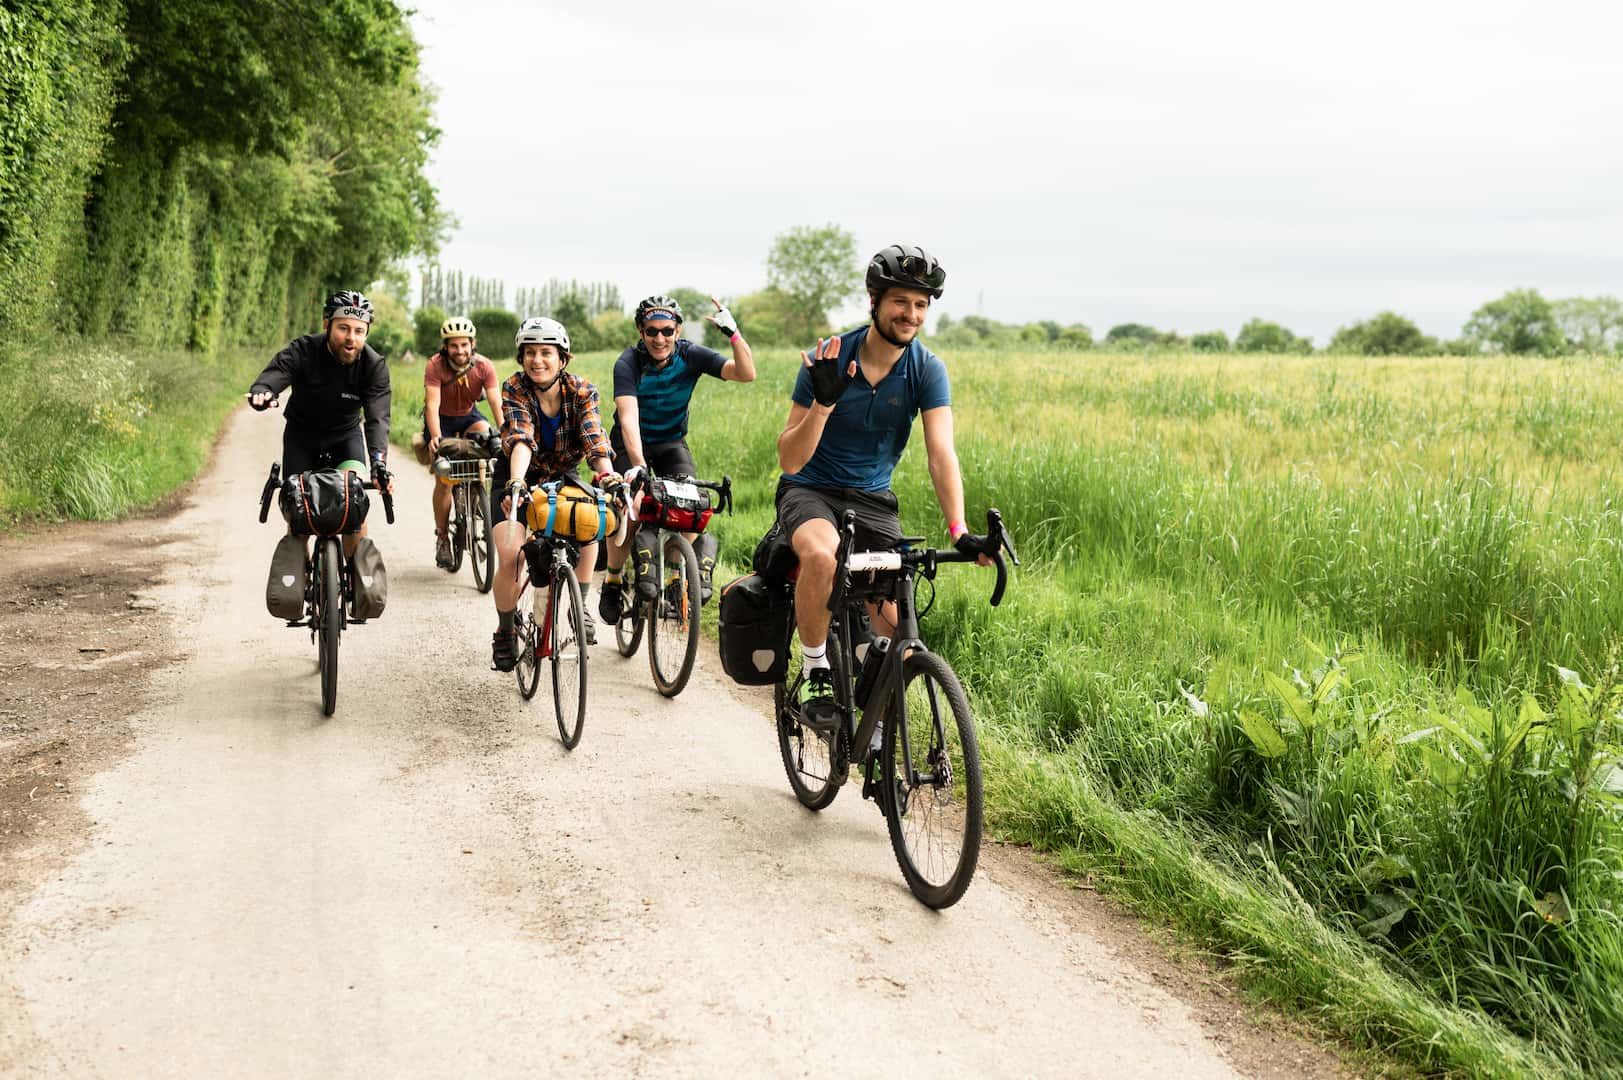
[680,347,1623,1076]
[0,341,267,523]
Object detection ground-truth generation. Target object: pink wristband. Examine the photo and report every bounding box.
[729,331,742,344]
[948,521,968,540]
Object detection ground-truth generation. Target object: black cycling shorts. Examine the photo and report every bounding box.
[774,479,902,552]
[283,424,368,475]
[610,431,696,479]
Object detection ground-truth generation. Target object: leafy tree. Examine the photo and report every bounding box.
[1462,289,1564,355]
[1329,311,1436,356]
[1191,330,1230,353]
[1057,324,1094,350]
[413,305,447,356]
[468,307,519,358]
[367,289,410,359]
[1235,318,1311,354]
[592,309,636,351]
[733,287,798,347]
[1552,296,1623,353]
[552,294,595,352]
[1105,323,1160,346]
[664,286,727,348]
[766,224,860,342]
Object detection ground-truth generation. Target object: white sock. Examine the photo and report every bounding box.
[802,642,830,672]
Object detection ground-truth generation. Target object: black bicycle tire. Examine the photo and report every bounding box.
[318,538,342,716]
[774,604,842,811]
[514,609,541,700]
[614,594,644,657]
[879,650,983,909]
[648,533,700,697]
[447,484,466,574]
[552,571,588,749]
[469,481,493,593]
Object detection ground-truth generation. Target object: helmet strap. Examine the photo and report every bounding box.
[869,300,910,349]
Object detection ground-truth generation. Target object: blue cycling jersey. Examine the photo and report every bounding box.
[610,339,727,446]
[784,327,951,492]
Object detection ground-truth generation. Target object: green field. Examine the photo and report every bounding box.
[396,347,1623,1074]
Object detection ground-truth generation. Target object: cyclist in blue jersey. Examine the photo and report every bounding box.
[598,294,755,622]
[774,245,991,732]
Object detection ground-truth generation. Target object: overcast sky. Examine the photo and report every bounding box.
[408,0,1623,343]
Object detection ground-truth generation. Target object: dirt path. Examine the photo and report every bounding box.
[0,409,1345,1078]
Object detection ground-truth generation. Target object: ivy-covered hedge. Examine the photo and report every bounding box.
[0,0,443,349]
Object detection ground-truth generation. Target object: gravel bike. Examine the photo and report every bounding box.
[258,458,395,716]
[611,470,731,697]
[505,479,623,749]
[430,434,496,593]
[774,508,1016,908]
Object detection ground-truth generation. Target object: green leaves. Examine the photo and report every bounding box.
[1240,708,1287,758]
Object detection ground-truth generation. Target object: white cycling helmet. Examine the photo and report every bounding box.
[515,316,570,354]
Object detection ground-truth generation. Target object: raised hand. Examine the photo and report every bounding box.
[705,294,739,339]
[803,336,853,407]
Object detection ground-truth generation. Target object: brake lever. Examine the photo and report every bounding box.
[258,463,281,524]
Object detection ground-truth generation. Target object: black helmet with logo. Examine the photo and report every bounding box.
[865,245,946,300]
[323,290,375,324]
[634,295,685,327]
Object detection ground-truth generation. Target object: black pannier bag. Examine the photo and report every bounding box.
[718,573,791,685]
[280,469,370,537]
[265,533,308,621]
[349,537,388,619]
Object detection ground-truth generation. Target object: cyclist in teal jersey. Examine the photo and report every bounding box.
[598,294,754,622]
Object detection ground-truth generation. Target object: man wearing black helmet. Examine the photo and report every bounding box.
[775,245,989,732]
[249,289,394,553]
[597,293,754,623]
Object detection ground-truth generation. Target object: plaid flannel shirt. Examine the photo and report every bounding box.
[500,370,610,482]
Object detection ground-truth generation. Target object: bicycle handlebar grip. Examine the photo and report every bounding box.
[258,463,281,524]
[989,550,1008,607]
[383,492,395,525]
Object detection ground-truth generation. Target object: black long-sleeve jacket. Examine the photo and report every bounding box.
[250,333,392,460]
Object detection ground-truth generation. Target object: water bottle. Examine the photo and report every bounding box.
[853,636,891,710]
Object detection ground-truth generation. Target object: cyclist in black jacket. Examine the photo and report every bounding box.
[249,290,394,554]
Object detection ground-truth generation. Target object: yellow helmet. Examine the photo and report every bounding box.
[440,315,477,341]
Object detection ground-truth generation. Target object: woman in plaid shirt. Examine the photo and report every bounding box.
[490,317,620,671]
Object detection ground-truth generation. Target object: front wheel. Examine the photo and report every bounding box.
[446,484,467,574]
[879,651,982,909]
[317,538,343,716]
[614,593,644,658]
[551,572,588,749]
[468,481,493,593]
[647,533,700,697]
[514,608,540,700]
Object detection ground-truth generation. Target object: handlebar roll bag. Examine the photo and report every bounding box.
[638,477,714,533]
[280,469,370,536]
[526,487,619,543]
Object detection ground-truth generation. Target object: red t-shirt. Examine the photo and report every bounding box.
[424,352,498,417]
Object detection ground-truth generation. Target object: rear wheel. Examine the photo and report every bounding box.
[317,538,342,716]
[879,651,982,909]
[551,572,588,749]
[774,606,843,811]
[468,481,493,593]
[648,534,700,697]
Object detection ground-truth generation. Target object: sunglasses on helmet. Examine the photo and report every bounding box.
[896,255,946,289]
[643,325,678,338]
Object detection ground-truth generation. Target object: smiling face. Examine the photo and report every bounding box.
[444,336,474,365]
[640,315,679,362]
[871,287,932,346]
[520,342,565,385]
[325,316,370,364]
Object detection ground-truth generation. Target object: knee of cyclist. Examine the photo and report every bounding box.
[799,545,837,581]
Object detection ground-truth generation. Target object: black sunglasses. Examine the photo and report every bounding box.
[643,325,678,338]
[897,255,946,289]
